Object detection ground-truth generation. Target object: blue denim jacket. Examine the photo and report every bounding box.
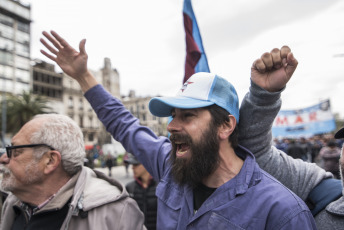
[85,85,316,230]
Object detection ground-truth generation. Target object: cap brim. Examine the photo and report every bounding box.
[335,127,344,139]
[149,96,214,117]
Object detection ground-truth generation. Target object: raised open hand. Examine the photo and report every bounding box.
[40,31,97,92]
[40,31,88,80]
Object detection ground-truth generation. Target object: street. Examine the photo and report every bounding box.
[94,165,134,186]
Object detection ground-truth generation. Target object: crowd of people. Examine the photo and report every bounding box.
[0,29,342,229]
[274,135,343,178]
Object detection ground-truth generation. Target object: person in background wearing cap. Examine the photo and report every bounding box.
[237,65,344,228]
[125,153,158,230]
[40,31,316,229]
[317,139,341,179]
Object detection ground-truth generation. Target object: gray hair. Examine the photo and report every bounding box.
[30,114,85,175]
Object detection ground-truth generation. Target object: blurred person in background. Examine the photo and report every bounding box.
[105,154,114,177]
[123,152,130,177]
[125,154,157,230]
[317,139,341,179]
[299,137,312,162]
[286,139,308,161]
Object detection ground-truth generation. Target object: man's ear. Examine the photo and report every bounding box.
[43,150,62,174]
[218,115,236,140]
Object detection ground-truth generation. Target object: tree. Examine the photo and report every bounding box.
[1,91,52,135]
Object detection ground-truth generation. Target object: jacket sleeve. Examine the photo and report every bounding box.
[84,85,171,182]
[238,80,332,200]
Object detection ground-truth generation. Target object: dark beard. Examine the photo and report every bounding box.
[169,124,220,188]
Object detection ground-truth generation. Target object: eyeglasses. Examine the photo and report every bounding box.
[5,144,55,158]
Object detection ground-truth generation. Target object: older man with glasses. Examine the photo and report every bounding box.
[0,114,145,230]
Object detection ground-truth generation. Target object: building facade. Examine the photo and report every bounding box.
[1,0,168,149]
[32,59,64,113]
[62,57,121,147]
[31,57,168,149]
[122,90,168,137]
[31,57,120,147]
[0,0,31,95]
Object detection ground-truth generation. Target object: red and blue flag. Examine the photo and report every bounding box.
[183,0,210,83]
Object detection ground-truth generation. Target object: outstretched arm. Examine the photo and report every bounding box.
[40,31,98,92]
[40,30,170,182]
[238,46,331,200]
[239,46,298,161]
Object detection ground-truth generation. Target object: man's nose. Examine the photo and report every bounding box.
[167,118,182,133]
[0,150,10,164]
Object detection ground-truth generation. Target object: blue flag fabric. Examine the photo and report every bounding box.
[183,0,210,83]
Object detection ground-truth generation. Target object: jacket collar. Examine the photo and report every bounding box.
[233,145,262,195]
[72,167,126,211]
[326,189,344,216]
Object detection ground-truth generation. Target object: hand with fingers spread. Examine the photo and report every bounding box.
[251,46,298,92]
[40,31,98,92]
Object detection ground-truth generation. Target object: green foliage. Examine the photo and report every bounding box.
[1,91,52,135]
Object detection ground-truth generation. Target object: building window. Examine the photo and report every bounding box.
[79,115,84,128]
[15,56,30,70]
[0,65,13,79]
[16,42,29,57]
[89,116,93,128]
[89,133,94,142]
[0,52,13,65]
[56,89,62,98]
[0,24,14,38]
[16,69,30,82]
[0,36,14,50]
[0,14,14,27]
[68,96,73,108]
[16,30,30,43]
[79,98,83,110]
[17,21,29,33]
[68,113,74,120]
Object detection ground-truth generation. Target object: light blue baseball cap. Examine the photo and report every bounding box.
[149,72,239,123]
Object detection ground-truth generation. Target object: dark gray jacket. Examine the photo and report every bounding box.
[238,81,344,230]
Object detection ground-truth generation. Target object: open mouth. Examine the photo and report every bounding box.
[175,142,190,157]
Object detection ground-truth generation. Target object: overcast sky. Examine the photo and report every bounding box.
[24,0,344,118]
